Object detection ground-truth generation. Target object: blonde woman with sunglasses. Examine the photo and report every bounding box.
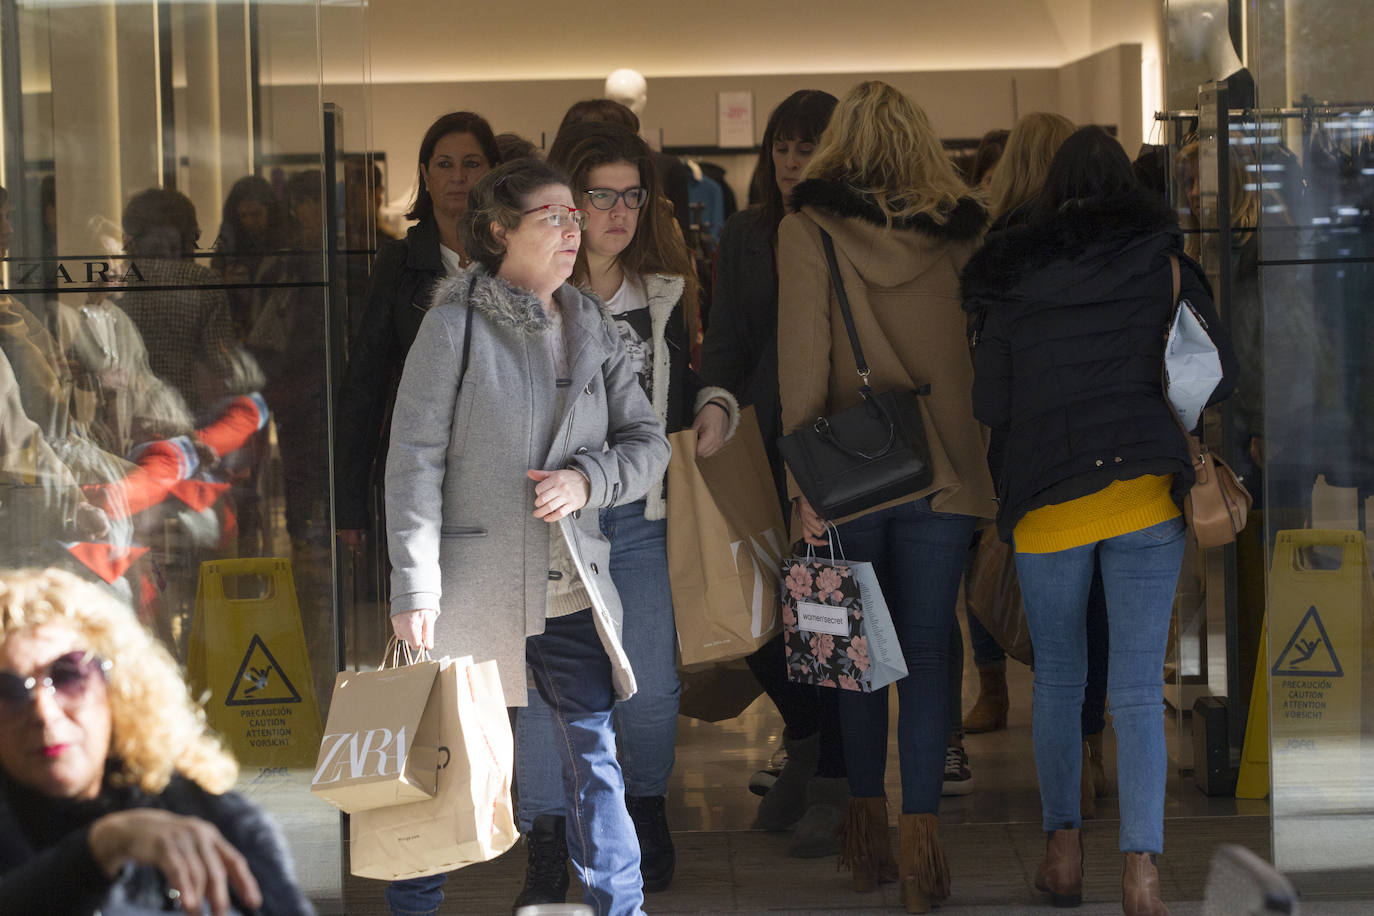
[0,568,313,916]
[385,157,670,916]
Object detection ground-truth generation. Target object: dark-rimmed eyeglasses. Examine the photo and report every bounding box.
[523,204,587,231]
[584,187,649,211]
[0,651,111,718]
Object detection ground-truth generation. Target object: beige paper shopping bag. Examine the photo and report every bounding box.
[667,407,787,669]
[310,646,441,813]
[350,657,517,879]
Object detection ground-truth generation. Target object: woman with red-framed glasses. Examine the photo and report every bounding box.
[498,119,741,908]
[384,157,669,916]
[0,568,314,916]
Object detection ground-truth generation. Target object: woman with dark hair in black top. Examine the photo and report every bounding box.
[334,112,500,548]
[698,88,846,859]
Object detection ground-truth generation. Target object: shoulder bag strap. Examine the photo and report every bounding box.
[1169,253,1181,308]
[458,273,476,390]
[817,228,872,393]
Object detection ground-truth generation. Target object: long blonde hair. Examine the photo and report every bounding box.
[0,569,238,795]
[987,112,1076,220]
[802,80,970,226]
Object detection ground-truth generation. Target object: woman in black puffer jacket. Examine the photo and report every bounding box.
[961,126,1236,916]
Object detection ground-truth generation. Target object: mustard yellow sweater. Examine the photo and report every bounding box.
[1014,474,1180,554]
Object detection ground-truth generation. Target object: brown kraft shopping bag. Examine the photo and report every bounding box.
[311,641,441,813]
[350,656,517,879]
[667,406,787,669]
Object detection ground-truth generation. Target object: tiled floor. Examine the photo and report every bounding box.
[325,644,1353,914]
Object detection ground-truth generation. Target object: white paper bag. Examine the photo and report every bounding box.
[1164,298,1223,431]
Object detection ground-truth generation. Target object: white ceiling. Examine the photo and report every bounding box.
[359,0,1142,83]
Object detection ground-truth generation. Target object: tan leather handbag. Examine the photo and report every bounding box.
[1165,256,1251,548]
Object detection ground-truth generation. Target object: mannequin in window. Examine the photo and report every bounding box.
[1168,0,1254,109]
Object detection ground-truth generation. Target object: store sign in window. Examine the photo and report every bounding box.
[5,259,146,287]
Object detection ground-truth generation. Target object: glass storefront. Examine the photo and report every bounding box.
[1165,0,1374,895]
[2,0,1372,910]
[0,2,380,908]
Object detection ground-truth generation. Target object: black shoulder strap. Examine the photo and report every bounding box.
[817,228,871,389]
[458,273,476,390]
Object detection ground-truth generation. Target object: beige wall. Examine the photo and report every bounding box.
[271,49,1139,218]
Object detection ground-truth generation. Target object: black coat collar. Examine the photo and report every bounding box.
[404,216,443,272]
[960,190,1179,306]
[788,178,986,241]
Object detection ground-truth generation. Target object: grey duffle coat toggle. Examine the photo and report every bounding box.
[385,267,671,707]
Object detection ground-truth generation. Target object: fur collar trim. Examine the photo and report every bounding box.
[428,268,552,334]
[960,190,1180,305]
[788,179,986,240]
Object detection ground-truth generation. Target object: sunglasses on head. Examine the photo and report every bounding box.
[0,651,111,717]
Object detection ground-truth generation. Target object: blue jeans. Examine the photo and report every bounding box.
[1014,516,1186,854]
[384,871,446,916]
[834,500,979,814]
[392,610,644,916]
[516,500,680,824]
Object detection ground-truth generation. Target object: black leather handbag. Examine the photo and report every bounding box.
[778,228,933,520]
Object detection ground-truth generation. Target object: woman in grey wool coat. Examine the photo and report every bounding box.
[383,157,669,916]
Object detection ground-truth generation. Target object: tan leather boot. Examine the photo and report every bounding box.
[1034,828,1083,907]
[962,666,1009,733]
[1085,730,1112,798]
[898,813,950,914]
[1080,742,1097,819]
[837,796,896,892]
[1122,852,1170,916]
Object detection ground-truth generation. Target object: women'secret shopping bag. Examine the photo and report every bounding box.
[350,656,517,879]
[311,640,441,813]
[781,529,907,692]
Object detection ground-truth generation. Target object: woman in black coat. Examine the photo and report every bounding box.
[334,112,499,544]
[962,127,1236,916]
[698,89,846,857]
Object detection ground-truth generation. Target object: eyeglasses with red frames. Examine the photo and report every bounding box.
[0,650,111,719]
[523,204,587,231]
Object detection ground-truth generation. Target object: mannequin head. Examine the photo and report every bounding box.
[604,69,648,117]
[1168,0,1243,81]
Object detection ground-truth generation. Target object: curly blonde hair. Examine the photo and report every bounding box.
[802,80,971,226]
[987,112,1076,220]
[0,568,237,795]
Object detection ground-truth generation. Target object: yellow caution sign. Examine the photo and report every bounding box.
[1235,618,1269,799]
[188,558,323,769]
[1266,530,1364,794]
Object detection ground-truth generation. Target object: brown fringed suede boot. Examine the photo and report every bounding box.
[837,796,897,892]
[1034,828,1083,907]
[1122,853,1170,916]
[898,813,951,914]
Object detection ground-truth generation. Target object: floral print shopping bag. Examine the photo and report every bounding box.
[780,537,907,692]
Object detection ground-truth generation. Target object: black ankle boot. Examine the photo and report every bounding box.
[625,794,675,893]
[512,814,569,911]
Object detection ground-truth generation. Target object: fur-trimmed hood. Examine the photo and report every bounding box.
[786,178,987,289]
[960,189,1182,310]
[428,267,610,334]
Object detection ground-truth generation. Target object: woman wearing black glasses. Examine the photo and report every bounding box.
[0,568,313,916]
[497,121,739,909]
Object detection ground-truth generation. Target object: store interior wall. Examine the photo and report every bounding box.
[15,0,1165,246]
[261,43,1143,221]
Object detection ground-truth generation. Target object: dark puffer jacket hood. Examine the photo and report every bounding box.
[961,189,1191,311]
